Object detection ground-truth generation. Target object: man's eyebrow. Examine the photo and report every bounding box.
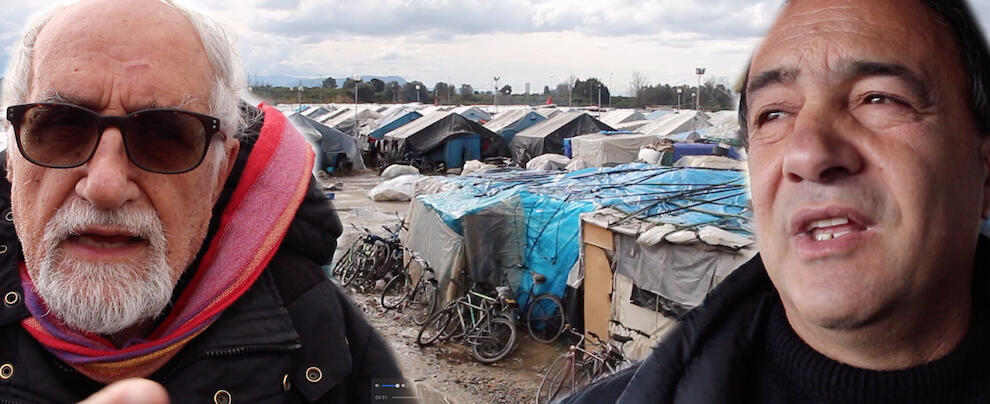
[845,61,933,106]
[745,67,798,98]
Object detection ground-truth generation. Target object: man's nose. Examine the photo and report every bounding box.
[75,128,139,209]
[781,103,864,183]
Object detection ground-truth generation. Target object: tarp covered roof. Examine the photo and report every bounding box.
[288,113,366,171]
[484,109,546,134]
[451,106,493,123]
[509,111,614,161]
[638,111,710,137]
[384,111,505,155]
[599,109,647,127]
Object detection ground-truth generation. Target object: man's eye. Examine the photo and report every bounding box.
[864,93,907,106]
[757,110,788,126]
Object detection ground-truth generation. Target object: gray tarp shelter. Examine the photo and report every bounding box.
[509,111,614,163]
[483,109,547,143]
[383,111,506,158]
[289,113,367,173]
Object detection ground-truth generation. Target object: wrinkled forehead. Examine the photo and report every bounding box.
[28,0,213,110]
[746,0,961,93]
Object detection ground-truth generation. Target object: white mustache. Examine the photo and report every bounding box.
[42,199,165,245]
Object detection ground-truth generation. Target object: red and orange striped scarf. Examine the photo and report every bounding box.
[19,104,314,383]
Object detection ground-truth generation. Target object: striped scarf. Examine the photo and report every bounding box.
[19,104,314,383]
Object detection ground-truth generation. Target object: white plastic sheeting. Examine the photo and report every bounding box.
[380,164,420,180]
[674,155,747,170]
[404,198,465,305]
[569,132,663,166]
[525,153,571,170]
[367,174,421,201]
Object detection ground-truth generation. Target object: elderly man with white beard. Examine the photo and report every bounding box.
[0,0,401,402]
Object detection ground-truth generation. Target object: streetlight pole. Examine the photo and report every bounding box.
[353,74,360,136]
[695,67,705,112]
[677,88,682,109]
[597,84,602,108]
[415,84,421,103]
[608,72,613,109]
[296,81,303,112]
[493,76,500,113]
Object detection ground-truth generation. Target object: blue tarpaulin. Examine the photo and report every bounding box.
[415,163,751,307]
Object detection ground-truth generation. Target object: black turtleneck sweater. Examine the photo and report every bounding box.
[749,299,990,403]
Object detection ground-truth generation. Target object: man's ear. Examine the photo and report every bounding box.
[211,137,240,205]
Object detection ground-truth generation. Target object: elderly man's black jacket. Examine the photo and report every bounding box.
[0,108,402,402]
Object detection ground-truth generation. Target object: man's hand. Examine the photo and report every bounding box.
[78,378,169,404]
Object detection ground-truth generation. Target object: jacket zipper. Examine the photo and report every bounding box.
[159,343,302,383]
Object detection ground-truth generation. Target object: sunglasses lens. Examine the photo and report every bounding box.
[126,110,208,173]
[18,104,100,167]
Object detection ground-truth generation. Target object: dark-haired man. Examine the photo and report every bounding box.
[565,0,990,402]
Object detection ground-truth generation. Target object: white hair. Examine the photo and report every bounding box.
[1,0,248,140]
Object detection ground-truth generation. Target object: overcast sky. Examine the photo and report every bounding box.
[3,0,990,96]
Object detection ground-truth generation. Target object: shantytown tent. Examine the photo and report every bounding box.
[509,111,614,163]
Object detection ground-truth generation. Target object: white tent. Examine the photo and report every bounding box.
[569,132,662,166]
[599,109,647,127]
[638,111,711,137]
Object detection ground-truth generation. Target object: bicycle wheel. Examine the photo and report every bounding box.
[526,294,566,343]
[470,316,517,363]
[381,272,410,309]
[331,239,361,280]
[409,280,438,325]
[417,303,457,347]
[536,354,571,404]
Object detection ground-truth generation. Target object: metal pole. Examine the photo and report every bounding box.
[597,84,602,107]
[353,74,360,136]
[608,73,613,109]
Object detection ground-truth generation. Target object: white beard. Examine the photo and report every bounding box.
[31,199,174,335]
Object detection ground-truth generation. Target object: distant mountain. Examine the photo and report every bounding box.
[249,74,407,88]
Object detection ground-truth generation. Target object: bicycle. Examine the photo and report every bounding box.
[514,270,566,344]
[380,247,439,325]
[535,323,646,403]
[416,284,518,363]
[334,220,405,291]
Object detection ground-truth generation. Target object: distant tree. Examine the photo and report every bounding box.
[459,84,474,102]
[356,82,375,102]
[629,71,649,107]
[543,85,551,96]
[499,84,512,95]
[342,78,358,90]
[402,81,430,103]
[434,82,452,104]
[322,76,337,89]
[369,78,385,93]
[384,81,401,103]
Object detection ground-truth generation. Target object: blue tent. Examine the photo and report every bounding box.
[484,109,547,143]
[369,110,422,140]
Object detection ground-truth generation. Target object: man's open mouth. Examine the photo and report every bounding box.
[804,217,869,242]
[69,234,148,248]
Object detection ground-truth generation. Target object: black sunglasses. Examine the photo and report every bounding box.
[6,102,224,174]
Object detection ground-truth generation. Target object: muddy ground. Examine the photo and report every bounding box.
[319,170,568,404]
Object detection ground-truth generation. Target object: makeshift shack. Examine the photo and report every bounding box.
[369,108,422,140]
[509,111,614,164]
[288,113,367,174]
[598,109,647,127]
[568,131,663,166]
[639,111,710,137]
[403,164,751,329]
[579,206,755,361]
[483,109,547,143]
[383,112,506,169]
